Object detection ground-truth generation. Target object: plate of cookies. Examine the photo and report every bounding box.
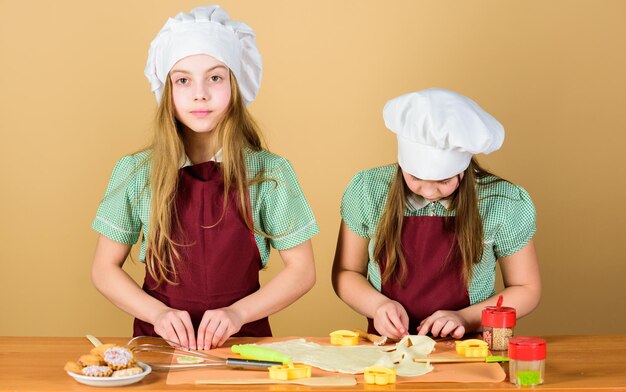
[65,342,152,387]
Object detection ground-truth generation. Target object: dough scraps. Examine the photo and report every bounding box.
[256,335,435,376]
[381,335,436,376]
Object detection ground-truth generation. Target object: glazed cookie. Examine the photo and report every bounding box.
[78,354,104,367]
[103,347,135,370]
[64,361,84,374]
[82,365,113,377]
[112,366,143,377]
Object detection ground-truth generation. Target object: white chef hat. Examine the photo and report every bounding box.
[383,88,504,180]
[144,5,262,105]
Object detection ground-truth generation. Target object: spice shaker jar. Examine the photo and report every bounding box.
[481,295,516,351]
[508,337,546,386]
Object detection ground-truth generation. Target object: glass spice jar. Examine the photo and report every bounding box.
[508,337,546,386]
[481,295,516,351]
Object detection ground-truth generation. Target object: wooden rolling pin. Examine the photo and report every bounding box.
[352,328,387,345]
[413,356,509,363]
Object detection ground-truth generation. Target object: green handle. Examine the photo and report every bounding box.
[231,344,291,364]
[485,356,509,363]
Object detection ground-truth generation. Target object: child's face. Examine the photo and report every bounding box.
[401,170,463,201]
[170,54,231,134]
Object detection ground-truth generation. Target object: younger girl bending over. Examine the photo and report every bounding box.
[333,88,540,340]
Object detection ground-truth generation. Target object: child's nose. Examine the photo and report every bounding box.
[420,183,437,198]
[193,85,210,101]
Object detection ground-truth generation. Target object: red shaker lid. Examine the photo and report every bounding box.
[508,337,546,360]
[481,295,516,328]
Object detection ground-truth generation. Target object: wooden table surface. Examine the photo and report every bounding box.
[1,334,625,391]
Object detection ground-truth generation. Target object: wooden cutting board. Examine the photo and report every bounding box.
[166,336,506,385]
[196,376,357,386]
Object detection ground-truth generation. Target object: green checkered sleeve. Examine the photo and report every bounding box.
[91,155,143,244]
[340,165,396,239]
[257,158,319,250]
[340,171,372,238]
[492,185,536,258]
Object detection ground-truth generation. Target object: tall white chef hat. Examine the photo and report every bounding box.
[383,88,505,180]
[144,5,262,105]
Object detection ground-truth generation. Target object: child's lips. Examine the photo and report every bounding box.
[191,110,212,118]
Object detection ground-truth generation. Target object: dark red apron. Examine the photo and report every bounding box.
[368,215,469,335]
[134,161,271,337]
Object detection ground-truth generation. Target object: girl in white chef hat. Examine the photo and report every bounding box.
[332,88,541,339]
[91,5,318,349]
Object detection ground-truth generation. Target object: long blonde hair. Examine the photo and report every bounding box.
[373,159,504,287]
[145,73,268,286]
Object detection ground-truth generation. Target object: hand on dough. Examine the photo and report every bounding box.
[417,310,467,339]
[373,300,409,339]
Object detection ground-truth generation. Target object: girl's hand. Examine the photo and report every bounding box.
[417,310,467,339]
[197,307,244,350]
[373,300,409,339]
[153,308,197,350]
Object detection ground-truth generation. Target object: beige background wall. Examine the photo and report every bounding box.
[1,0,625,338]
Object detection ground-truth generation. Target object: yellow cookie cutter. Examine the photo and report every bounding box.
[455,339,489,357]
[268,363,312,380]
[329,329,359,346]
[364,366,396,385]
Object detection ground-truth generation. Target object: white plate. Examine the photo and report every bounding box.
[67,362,152,387]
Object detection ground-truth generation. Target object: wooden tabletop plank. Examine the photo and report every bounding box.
[1,335,625,391]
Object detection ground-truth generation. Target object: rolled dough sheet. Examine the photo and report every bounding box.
[256,335,434,375]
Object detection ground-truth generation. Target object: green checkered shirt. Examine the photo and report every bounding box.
[340,164,536,304]
[92,149,319,265]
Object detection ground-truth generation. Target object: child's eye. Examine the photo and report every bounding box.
[209,75,222,82]
[175,78,189,85]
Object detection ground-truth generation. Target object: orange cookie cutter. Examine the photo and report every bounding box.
[364,366,396,385]
[455,339,489,357]
[268,363,312,380]
[329,329,359,346]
